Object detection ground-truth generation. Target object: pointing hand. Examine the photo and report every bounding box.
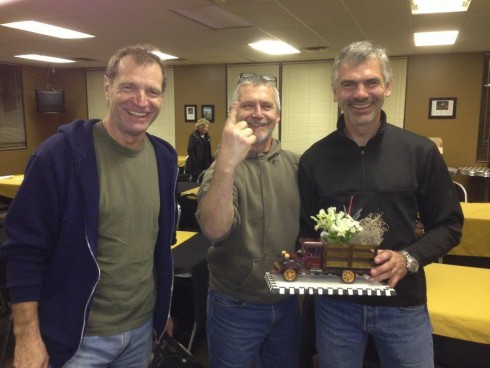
[217,101,256,169]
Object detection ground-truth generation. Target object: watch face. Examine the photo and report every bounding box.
[408,258,419,273]
[408,260,414,270]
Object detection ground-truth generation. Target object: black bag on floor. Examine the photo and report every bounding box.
[150,333,203,368]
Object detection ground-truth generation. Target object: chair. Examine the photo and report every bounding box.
[171,275,199,352]
[174,204,200,350]
[196,170,206,184]
[0,253,13,368]
[177,193,200,232]
[453,181,468,202]
[178,156,192,182]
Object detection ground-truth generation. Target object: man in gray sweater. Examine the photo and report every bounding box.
[196,73,300,367]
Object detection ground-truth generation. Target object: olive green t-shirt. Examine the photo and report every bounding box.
[85,121,160,335]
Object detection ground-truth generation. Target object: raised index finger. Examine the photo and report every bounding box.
[225,101,239,127]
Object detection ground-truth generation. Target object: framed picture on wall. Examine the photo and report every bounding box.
[428,97,457,119]
[201,104,215,122]
[185,105,197,122]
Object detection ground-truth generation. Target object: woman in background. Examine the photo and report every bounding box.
[186,118,213,181]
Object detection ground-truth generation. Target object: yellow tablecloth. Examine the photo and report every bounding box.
[448,202,490,257]
[426,263,490,344]
[172,230,197,249]
[0,172,197,199]
[178,155,187,168]
[0,175,24,199]
[180,186,199,197]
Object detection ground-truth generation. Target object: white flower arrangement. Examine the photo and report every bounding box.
[311,207,388,246]
[311,207,362,244]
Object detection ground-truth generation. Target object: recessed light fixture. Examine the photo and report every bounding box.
[414,31,459,46]
[15,54,76,63]
[411,0,471,14]
[302,46,330,53]
[1,21,94,39]
[151,51,179,61]
[249,40,300,55]
[169,5,252,30]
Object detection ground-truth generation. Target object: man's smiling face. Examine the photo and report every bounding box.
[333,57,392,128]
[104,54,163,145]
[236,83,280,153]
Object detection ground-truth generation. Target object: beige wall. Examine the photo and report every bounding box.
[1,53,488,199]
[173,64,226,156]
[404,53,486,201]
[0,65,87,174]
[405,53,482,167]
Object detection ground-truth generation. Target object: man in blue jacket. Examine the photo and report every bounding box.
[0,45,178,367]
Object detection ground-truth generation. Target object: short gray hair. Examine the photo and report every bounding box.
[232,75,281,111]
[331,40,392,89]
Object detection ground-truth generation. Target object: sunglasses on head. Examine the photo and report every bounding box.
[238,73,277,85]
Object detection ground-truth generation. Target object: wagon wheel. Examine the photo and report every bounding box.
[282,267,298,282]
[341,269,356,284]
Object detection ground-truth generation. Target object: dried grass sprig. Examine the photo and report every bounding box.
[350,212,389,246]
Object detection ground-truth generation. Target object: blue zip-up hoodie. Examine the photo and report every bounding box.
[0,119,178,367]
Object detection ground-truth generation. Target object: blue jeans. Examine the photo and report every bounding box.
[207,289,300,368]
[315,297,434,368]
[61,318,153,368]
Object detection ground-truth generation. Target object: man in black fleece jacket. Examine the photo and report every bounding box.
[299,40,463,368]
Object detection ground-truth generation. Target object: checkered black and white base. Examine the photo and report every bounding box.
[265,272,396,297]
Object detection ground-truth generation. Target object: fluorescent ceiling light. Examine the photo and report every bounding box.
[249,40,300,55]
[411,0,471,14]
[15,54,76,63]
[1,21,94,39]
[151,51,179,61]
[414,31,459,46]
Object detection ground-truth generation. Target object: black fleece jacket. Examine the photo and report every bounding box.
[299,111,463,306]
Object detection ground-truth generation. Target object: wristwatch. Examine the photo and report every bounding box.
[399,250,419,274]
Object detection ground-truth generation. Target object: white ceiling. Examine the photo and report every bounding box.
[0,0,489,69]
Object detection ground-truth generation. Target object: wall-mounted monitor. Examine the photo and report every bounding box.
[35,89,65,113]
